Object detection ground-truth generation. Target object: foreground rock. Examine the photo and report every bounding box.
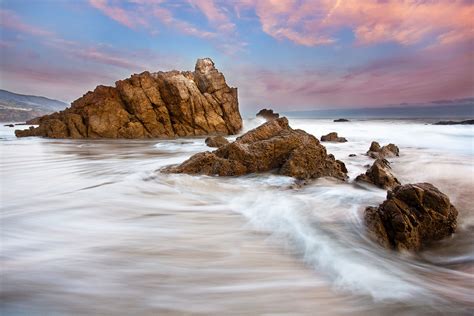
[334,118,349,122]
[256,108,279,121]
[433,119,473,125]
[320,132,347,143]
[15,58,242,138]
[355,159,400,189]
[164,117,348,180]
[367,141,399,159]
[365,183,458,251]
[205,136,229,148]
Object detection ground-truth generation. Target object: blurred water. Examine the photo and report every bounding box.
[1,118,473,315]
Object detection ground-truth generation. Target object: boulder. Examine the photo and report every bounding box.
[334,118,349,122]
[320,132,347,143]
[365,183,458,251]
[205,135,229,148]
[163,117,348,180]
[355,159,400,189]
[15,58,242,138]
[256,108,279,121]
[367,141,399,159]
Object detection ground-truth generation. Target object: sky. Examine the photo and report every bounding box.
[0,0,473,114]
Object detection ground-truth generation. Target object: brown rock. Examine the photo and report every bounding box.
[367,141,399,159]
[15,58,242,139]
[205,135,229,148]
[355,159,401,189]
[256,108,279,121]
[164,117,348,180]
[365,183,458,251]
[320,132,347,142]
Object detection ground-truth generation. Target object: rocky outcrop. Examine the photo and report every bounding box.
[256,108,279,121]
[434,119,474,125]
[365,183,458,251]
[334,118,349,122]
[367,141,399,159]
[320,132,347,143]
[355,159,400,189]
[163,117,348,180]
[15,58,242,138]
[205,135,229,148]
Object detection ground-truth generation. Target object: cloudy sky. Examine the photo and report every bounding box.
[0,0,473,113]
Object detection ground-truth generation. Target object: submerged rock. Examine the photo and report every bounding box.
[355,159,400,189]
[15,58,242,139]
[349,154,356,157]
[205,135,229,148]
[334,118,349,122]
[320,132,347,143]
[365,183,458,251]
[164,117,348,180]
[256,108,280,121]
[367,141,399,159]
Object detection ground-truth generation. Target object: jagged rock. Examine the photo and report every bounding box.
[256,108,279,121]
[367,141,399,159]
[320,132,347,143]
[365,183,458,251]
[334,118,349,122]
[15,58,242,139]
[355,159,401,189]
[163,117,348,180]
[205,135,229,148]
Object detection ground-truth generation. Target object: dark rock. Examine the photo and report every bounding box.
[321,132,347,142]
[365,183,458,251]
[205,135,229,148]
[367,141,399,159]
[349,154,356,157]
[15,58,242,139]
[163,117,348,180]
[433,119,474,125]
[334,118,349,122]
[355,158,401,189]
[4,124,14,127]
[256,108,280,121]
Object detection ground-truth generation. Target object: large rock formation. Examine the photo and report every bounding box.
[355,159,401,189]
[320,132,347,143]
[365,183,458,251]
[256,108,279,121]
[15,58,242,138]
[367,141,399,159]
[163,117,348,180]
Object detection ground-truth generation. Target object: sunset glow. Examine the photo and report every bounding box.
[1,0,473,113]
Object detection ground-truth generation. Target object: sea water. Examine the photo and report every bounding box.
[1,118,473,315]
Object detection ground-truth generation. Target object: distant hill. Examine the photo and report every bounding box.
[0,89,69,122]
[284,98,474,119]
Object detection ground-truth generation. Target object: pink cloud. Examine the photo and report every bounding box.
[0,9,54,37]
[231,48,474,110]
[89,0,136,28]
[234,0,474,47]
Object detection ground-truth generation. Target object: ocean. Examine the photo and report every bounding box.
[1,118,473,315]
